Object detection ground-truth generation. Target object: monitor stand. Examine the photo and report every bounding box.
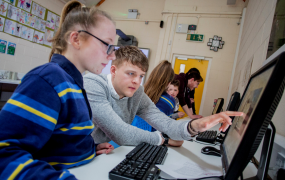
[244,122,276,180]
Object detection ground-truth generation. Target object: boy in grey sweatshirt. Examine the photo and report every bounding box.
[83,46,242,146]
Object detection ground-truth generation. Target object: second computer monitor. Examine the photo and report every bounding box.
[212,98,224,115]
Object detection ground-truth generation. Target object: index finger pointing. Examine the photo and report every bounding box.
[224,111,244,116]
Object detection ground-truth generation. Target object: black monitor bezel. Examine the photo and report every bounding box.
[212,98,224,115]
[220,52,285,180]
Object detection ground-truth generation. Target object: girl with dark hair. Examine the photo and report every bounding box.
[0,1,116,179]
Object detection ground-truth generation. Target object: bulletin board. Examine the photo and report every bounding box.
[0,0,60,48]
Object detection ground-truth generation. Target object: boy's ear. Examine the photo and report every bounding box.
[110,65,117,76]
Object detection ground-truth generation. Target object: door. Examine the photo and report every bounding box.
[174,58,208,116]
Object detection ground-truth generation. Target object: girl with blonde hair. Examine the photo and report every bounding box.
[0,1,116,179]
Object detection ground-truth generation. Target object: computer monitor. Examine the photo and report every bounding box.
[226,92,240,111]
[220,52,285,180]
[212,98,224,115]
[101,46,150,85]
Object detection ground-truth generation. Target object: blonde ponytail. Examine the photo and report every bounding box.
[48,0,113,62]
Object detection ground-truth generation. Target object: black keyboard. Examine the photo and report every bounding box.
[196,130,217,143]
[109,142,168,180]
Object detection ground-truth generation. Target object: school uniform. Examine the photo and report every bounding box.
[0,54,95,180]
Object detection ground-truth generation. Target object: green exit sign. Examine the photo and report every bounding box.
[186,34,204,42]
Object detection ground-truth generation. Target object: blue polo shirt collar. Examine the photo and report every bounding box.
[51,54,83,89]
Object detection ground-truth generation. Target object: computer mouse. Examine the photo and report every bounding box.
[201,146,221,157]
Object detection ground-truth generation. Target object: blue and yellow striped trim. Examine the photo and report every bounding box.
[54,82,84,103]
[3,93,58,130]
[48,152,95,169]
[1,154,35,180]
[54,120,94,135]
[160,96,174,109]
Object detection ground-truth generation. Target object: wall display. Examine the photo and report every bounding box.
[44,28,54,46]
[33,30,44,44]
[20,25,33,41]
[0,17,4,31]
[1,1,60,47]
[207,35,224,52]
[18,9,26,24]
[7,41,16,55]
[25,13,35,28]
[31,2,45,19]
[0,39,7,53]
[39,19,45,32]
[7,4,20,21]
[17,0,31,12]
[46,11,56,29]
[15,22,21,36]
[55,15,60,28]
[3,0,16,6]
[4,19,16,35]
[0,0,8,16]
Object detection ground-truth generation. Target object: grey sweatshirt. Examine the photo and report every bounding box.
[83,73,192,146]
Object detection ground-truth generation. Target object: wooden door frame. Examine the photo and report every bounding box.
[171,54,212,115]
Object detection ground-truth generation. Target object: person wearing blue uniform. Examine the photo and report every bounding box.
[0,1,116,179]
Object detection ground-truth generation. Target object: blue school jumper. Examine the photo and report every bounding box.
[152,92,175,131]
[0,54,95,180]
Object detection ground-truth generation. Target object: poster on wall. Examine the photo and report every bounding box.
[0,39,7,53]
[24,13,35,28]
[55,15,60,28]
[0,0,8,16]
[39,19,45,32]
[17,0,32,12]
[46,11,56,29]
[0,17,4,31]
[20,25,33,41]
[3,0,16,6]
[26,27,33,41]
[7,4,20,21]
[7,42,16,55]
[33,30,44,44]
[44,29,54,46]
[31,2,46,19]
[18,9,26,24]
[15,23,21,36]
[4,19,16,35]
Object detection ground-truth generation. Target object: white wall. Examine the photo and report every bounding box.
[0,0,64,74]
[98,0,165,77]
[230,0,285,136]
[154,0,244,116]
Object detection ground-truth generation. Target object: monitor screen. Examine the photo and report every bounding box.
[101,46,150,86]
[221,51,285,180]
[224,66,274,166]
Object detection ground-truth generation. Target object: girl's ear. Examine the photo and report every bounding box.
[69,31,80,49]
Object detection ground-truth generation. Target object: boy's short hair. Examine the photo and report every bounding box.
[112,46,149,72]
[187,72,203,82]
[170,80,180,88]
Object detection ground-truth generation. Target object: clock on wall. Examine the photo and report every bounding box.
[207,35,225,52]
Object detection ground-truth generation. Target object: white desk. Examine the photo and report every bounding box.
[69,121,257,180]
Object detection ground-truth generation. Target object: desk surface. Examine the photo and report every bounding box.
[69,120,257,180]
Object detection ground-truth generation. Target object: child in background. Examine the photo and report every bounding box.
[167,80,185,120]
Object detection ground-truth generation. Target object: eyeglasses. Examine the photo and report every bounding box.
[78,30,115,55]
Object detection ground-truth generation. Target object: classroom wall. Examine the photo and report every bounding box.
[98,0,165,77]
[0,0,64,74]
[155,0,244,116]
[230,0,285,136]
